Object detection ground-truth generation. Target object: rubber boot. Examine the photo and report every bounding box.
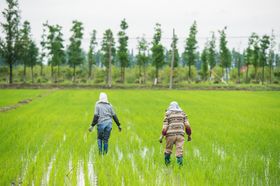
[164,153,171,166]
[176,156,183,166]
[103,143,108,154]
[97,139,103,155]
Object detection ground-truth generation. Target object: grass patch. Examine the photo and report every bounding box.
[0,90,279,185]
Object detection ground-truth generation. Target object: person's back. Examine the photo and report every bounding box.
[89,92,122,155]
[95,102,115,124]
[164,110,187,137]
[161,101,191,166]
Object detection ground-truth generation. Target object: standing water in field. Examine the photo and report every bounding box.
[212,143,226,160]
[42,154,56,185]
[116,146,123,161]
[88,148,97,186]
[77,160,85,186]
[140,147,148,159]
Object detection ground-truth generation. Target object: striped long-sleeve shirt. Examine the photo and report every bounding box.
[162,110,191,136]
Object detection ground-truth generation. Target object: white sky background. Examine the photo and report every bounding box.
[1,0,280,53]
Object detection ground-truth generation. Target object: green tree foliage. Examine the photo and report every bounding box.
[18,20,31,82]
[18,21,39,83]
[208,32,216,79]
[268,31,276,83]
[244,35,255,82]
[39,21,48,76]
[0,0,21,83]
[46,24,65,81]
[219,27,231,82]
[184,21,198,80]
[27,40,38,83]
[168,34,179,68]
[276,54,280,67]
[201,44,208,80]
[249,33,260,80]
[151,23,164,84]
[259,35,270,84]
[168,31,179,88]
[136,36,149,84]
[117,19,129,83]
[232,49,242,83]
[101,29,116,87]
[68,20,84,82]
[87,29,97,79]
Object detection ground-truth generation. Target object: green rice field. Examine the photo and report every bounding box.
[0,89,279,185]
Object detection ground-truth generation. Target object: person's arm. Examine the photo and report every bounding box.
[91,115,99,127]
[111,105,122,131]
[184,113,192,141]
[89,104,99,132]
[113,114,121,126]
[113,115,122,131]
[162,113,169,136]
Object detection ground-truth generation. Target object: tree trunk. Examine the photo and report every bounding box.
[121,67,125,83]
[269,65,272,84]
[138,65,142,84]
[237,63,240,84]
[262,65,264,85]
[143,65,146,84]
[254,66,258,81]
[169,65,174,89]
[23,64,26,83]
[188,64,191,81]
[58,65,60,78]
[31,65,34,83]
[88,62,92,80]
[222,67,224,81]
[9,63,13,84]
[51,64,54,82]
[106,68,109,85]
[225,67,229,82]
[154,67,159,85]
[40,63,43,76]
[57,65,60,83]
[210,67,212,81]
[120,67,124,83]
[73,64,76,82]
[246,65,249,83]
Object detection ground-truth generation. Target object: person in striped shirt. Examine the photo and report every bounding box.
[161,101,192,166]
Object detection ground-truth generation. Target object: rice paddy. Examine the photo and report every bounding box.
[0,89,279,185]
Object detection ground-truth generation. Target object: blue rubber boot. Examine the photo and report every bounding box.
[104,143,108,154]
[176,156,183,166]
[164,153,171,166]
[97,139,103,155]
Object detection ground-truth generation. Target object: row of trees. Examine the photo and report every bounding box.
[1,0,280,86]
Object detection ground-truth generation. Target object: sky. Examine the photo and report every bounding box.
[1,0,280,53]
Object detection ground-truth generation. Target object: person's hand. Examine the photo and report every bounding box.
[118,125,122,132]
[159,136,163,143]
[88,126,94,132]
[187,136,192,141]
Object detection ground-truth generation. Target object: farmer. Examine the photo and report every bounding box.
[161,101,191,166]
[88,92,122,154]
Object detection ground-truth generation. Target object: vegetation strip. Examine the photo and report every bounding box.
[0,99,32,112]
[0,90,54,112]
[1,83,280,91]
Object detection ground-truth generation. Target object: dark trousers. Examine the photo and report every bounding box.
[97,121,112,154]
